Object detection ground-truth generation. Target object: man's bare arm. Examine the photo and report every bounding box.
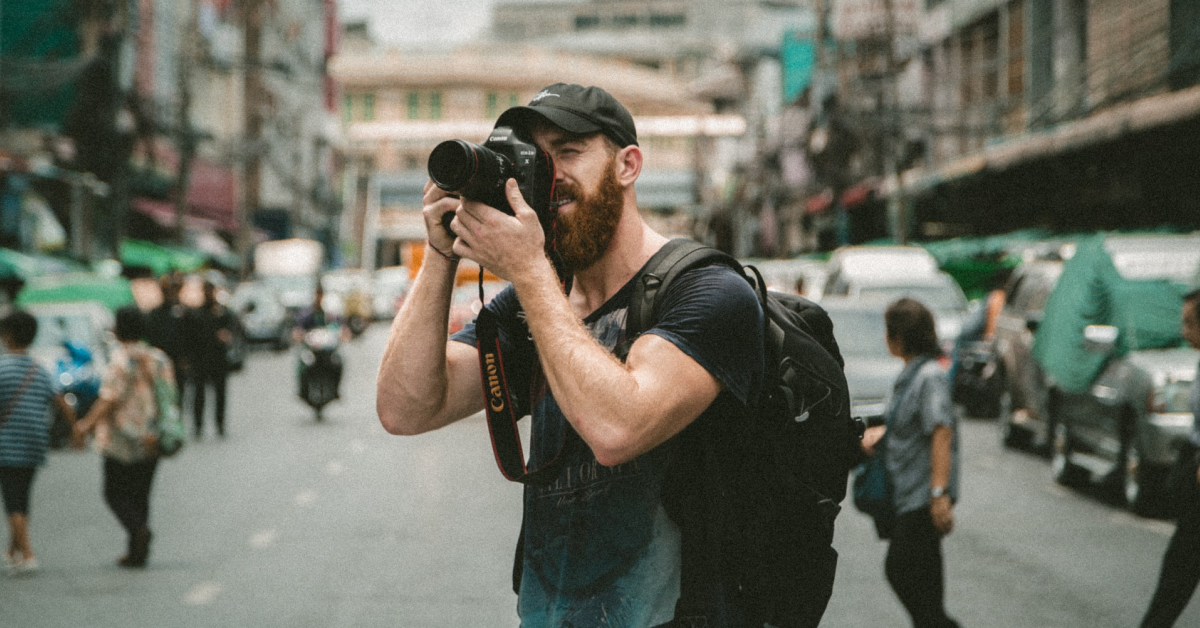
[376,184,486,435]
[510,257,721,466]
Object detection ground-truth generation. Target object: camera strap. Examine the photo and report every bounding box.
[475,289,577,485]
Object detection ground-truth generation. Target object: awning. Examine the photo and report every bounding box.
[894,83,1200,195]
[119,239,207,275]
[132,197,237,233]
[805,189,834,215]
[16,272,135,311]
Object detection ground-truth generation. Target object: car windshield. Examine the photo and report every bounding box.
[856,285,966,311]
[826,306,889,358]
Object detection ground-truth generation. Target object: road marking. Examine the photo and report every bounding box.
[349,439,367,453]
[249,528,278,548]
[294,490,318,506]
[326,460,345,476]
[184,581,223,605]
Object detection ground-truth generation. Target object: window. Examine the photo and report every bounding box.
[408,92,420,119]
[509,93,519,108]
[362,93,375,121]
[614,14,639,28]
[429,92,442,120]
[343,94,354,124]
[575,15,600,30]
[487,92,499,118]
[649,13,685,28]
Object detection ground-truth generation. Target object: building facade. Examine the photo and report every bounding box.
[330,34,745,268]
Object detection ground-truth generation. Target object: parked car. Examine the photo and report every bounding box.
[993,258,1065,452]
[822,297,904,420]
[823,245,940,297]
[746,258,828,300]
[1046,233,1200,514]
[373,266,411,321]
[839,271,970,352]
[230,281,293,350]
[321,268,375,335]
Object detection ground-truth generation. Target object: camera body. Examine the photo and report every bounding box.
[427,126,556,233]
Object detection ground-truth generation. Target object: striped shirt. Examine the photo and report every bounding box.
[0,353,58,468]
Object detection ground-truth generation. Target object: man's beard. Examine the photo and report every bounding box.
[553,159,624,273]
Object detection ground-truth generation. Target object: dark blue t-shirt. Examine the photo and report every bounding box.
[452,260,763,628]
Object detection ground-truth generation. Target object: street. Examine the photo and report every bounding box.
[3,323,1198,628]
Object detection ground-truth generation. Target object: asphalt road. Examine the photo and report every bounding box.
[3,323,1197,627]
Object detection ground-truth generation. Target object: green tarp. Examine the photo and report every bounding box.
[1032,235,1189,394]
[16,272,134,311]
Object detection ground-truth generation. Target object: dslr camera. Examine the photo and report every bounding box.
[427,127,556,235]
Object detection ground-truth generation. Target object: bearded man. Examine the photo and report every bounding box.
[376,84,763,628]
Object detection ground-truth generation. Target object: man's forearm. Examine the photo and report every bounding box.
[508,256,714,466]
[930,424,953,491]
[376,247,461,434]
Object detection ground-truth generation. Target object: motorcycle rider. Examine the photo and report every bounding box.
[293,283,345,401]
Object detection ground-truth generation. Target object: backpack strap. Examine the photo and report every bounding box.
[615,238,741,362]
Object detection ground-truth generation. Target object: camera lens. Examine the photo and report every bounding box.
[428,140,478,192]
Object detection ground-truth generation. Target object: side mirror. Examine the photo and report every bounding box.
[1083,324,1119,354]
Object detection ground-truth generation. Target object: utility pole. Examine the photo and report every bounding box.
[882,0,907,244]
[173,0,200,245]
[238,0,264,275]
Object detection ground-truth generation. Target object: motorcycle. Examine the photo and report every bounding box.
[297,325,343,420]
[50,340,102,448]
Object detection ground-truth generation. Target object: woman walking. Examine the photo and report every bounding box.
[881,298,962,628]
[76,306,174,568]
[0,310,76,575]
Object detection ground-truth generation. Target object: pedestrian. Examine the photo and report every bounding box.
[145,271,189,407]
[879,297,962,628]
[0,310,77,575]
[186,274,238,437]
[1139,287,1200,628]
[74,306,174,568]
[376,83,762,627]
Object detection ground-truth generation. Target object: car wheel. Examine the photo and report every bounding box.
[1051,422,1086,486]
[1121,440,1166,516]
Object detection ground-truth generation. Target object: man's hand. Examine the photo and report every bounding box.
[931,495,954,535]
[422,179,461,253]
[450,179,550,284]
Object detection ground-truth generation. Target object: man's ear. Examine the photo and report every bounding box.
[614,145,643,186]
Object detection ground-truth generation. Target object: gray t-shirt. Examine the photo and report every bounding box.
[883,356,960,516]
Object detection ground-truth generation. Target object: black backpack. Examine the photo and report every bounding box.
[620,239,864,628]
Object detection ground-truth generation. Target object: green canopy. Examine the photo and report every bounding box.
[16,272,135,311]
[120,239,207,276]
[1032,235,1189,394]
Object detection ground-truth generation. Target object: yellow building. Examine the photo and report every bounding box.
[329,41,745,268]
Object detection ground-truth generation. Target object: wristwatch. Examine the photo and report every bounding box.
[930,485,947,499]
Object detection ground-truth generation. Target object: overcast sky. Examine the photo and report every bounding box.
[337,0,501,49]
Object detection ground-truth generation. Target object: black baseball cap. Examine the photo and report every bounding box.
[496,83,638,148]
